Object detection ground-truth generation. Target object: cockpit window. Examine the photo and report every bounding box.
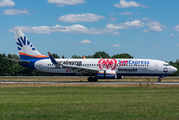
[163,64,170,66]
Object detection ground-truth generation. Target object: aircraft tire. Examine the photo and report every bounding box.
[158,78,161,82]
[88,77,92,82]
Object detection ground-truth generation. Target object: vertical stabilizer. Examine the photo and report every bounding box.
[14,29,49,60]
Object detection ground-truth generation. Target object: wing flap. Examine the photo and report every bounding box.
[62,64,99,73]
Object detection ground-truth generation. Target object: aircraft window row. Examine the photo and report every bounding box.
[48,64,149,67]
[48,64,54,66]
[124,64,149,66]
[78,64,136,66]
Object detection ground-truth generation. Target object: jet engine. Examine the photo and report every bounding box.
[97,70,117,79]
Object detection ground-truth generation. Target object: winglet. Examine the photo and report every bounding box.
[48,52,58,64]
[83,56,86,59]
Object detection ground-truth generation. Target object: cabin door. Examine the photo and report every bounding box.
[154,63,158,70]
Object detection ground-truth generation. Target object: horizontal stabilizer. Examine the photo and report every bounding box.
[3,57,30,63]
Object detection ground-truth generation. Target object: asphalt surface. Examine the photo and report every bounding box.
[1,81,179,85]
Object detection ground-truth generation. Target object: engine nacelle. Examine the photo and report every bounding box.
[97,70,117,79]
[97,70,123,79]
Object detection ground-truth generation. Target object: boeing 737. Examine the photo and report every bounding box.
[4,30,177,82]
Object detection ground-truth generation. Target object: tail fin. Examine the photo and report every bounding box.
[14,29,49,60]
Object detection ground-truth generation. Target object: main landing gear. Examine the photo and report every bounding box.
[88,77,98,82]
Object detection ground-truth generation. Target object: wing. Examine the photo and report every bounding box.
[48,52,99,75]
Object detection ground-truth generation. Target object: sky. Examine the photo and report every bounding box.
[0,0,179,62]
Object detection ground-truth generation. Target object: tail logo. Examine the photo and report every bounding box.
[16,36,36,51]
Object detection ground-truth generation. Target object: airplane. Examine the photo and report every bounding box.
[4,29,177,82]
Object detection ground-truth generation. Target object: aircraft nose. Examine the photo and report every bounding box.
[171,66,177,73]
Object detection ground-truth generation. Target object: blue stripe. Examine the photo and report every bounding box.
[19,62,36,70]
[19,56,49,70]
[20,55,49,60]
[97,73,115,79]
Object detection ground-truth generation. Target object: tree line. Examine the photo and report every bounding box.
[0,53,50,76]
[0,51,178,76]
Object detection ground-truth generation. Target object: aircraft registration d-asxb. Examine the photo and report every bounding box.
[5,29,177,82]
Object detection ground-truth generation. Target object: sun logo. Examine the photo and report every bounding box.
[16,36,36,51]
[163,68,168,73]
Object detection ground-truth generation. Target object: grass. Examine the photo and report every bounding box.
[1,87,179,120]
[1,83,179,88]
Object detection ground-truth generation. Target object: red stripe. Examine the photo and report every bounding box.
[19,52,49,58]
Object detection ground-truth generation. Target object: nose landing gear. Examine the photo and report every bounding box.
[158,78,161,82]
[158,75,167,82]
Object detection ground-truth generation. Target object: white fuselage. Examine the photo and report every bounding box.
[34,58,177,77]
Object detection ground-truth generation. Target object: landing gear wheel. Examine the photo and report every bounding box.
[158,78,161,82]
[88,77,92,82]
